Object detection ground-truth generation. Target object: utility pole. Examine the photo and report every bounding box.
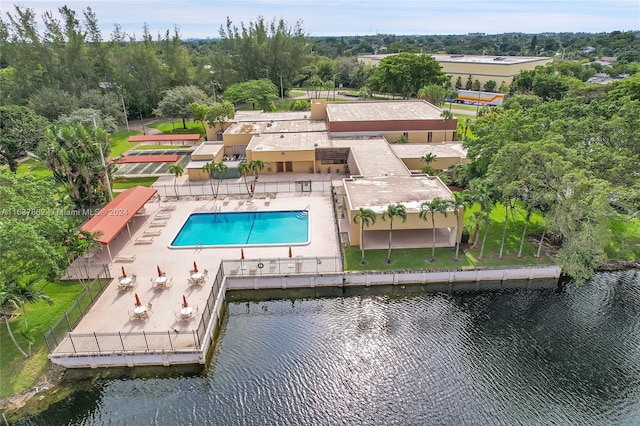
[279,75,284,100]
[92,114,113,201]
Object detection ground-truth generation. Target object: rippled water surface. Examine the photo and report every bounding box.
[18,271,640,425]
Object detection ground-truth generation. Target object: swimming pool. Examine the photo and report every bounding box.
[170,210,309,248]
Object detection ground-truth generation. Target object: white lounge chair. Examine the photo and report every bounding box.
[264,197,270,206]
[150,220,167,227]
[160,204,176,211]
[135,237,154,244]
[143,229,162,236]
[155,213,172,220]
[115,254,136,262]
[222,197,230,205]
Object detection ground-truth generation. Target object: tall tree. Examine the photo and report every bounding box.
[223,79,278,110]
[419,198,450,261]
[352,208,377,264]
[32,123,112,208]
[154,85,209,129]
[450,191,466,261]
[368,53,448,99]
[417,84,447,107]
[381,203,407,264]
[0,105,50,172]
[168,163,184,200]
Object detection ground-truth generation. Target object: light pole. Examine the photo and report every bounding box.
[121,94,130,131]
[92,114,113,201]
[279,74,284,100]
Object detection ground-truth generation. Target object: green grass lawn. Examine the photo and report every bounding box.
[0,281,86,399]
[110,130,142,157]
[606,215,640,260]
[16,159,52,180]
[135,145,192,150]
[112,176,158,190]
[148,120,205,136]
[345,202,553,271]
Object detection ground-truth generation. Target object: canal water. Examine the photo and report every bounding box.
[17,270,640,425]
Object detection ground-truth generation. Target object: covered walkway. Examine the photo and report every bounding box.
[128,134,202,145]
[81,186,158,260]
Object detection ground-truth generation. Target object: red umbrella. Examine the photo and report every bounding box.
[288,246,292,258]
[241,248,245,260]
[121,266,127,278]
[157,265,162,277]
[183,295,188,308]
[193,261,198,273]
[135,293,142,307]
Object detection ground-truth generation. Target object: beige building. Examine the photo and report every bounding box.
[192,99,466,250]
[358,53,553,87]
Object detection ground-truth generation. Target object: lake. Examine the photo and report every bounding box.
[16,270,640,425]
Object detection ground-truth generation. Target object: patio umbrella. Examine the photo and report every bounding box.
[241,248,245,260]
[193,261,198,273]
[157,265,162,277]
[183,295,188,308]
[121,266,127,278]
[135,293,142,307]
[289,246,292,258]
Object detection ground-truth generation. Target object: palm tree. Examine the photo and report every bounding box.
[240,159,265,197]
[420,153,437,175]
[450,191,467,260]
[238,161,251,197]
[381,203,407,264]
[213,161,229,199]
[441,109,454,141]
[64,227,103,285]
[0,275,52,357]
[352,208,377,264]
[168,163,184,200]
[498,197,517,260]
[419,198,450,261]
[202,162,217,197]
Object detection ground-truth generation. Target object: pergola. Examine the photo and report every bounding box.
[81,186,158,260]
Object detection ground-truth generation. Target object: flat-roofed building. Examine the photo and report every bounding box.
[358,53,553,87]
[185,142,224,181]
[192,99,467,250]
[325,100,455,143]
[389,142,470,172]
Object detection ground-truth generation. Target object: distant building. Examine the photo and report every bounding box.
[358,53,553,87]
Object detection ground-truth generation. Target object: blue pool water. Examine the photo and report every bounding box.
[170,210,309,247]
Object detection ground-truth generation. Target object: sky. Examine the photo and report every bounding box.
[5,0,640,39]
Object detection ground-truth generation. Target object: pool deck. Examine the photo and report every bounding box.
[63,194,340,336]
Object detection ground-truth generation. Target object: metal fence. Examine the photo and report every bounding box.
[44,257,337,356]
[45,262,226,356]
[222,256,342,277]
[44,265,112,352]
[153,179,333,199]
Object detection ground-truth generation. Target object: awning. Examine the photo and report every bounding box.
[128,134,201,142]
[81,186,158,245]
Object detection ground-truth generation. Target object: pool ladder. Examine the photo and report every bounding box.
[296,206,310,219]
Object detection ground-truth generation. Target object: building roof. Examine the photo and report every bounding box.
[332,137,410,178]
[128,134,201,142]
[429,54,551,65]
[389,143,468,160]
[81,186,157,245]
[248,132,332,152]
[344,175,453,214]
[262,119,327,133]
[224,122,265,135]
[326,100,443,122]
[191,142,224,158]
[358,53,551,66]
[234,111,309,122]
